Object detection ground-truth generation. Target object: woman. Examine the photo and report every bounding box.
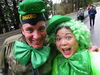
[47,15,100,75]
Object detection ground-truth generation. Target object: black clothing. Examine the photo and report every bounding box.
[88,9,97,27]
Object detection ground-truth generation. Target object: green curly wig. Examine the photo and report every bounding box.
[47,19,92,49]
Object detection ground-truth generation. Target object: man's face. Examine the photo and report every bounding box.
[22,21,47,49]
[90,6,93,10]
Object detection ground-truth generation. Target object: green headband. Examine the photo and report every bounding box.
[47,15,92,49]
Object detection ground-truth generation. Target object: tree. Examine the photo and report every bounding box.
[0,1,8,33]
[43,0,53,20]
[0,0,23,34]
[12,0,20,29]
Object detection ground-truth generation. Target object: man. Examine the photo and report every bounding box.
[88,5,97,29]
[0,0,57,75]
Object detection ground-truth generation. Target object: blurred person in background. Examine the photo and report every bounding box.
[77,8,84,22]
[88,5,97,29]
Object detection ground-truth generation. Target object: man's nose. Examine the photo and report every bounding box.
[33,30,41,39]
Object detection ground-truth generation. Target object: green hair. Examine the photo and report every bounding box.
[47,19,92,49]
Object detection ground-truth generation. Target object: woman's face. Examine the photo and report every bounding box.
[55,27,79,59]
[22,21,46,49]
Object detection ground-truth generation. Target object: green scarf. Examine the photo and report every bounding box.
[14,41,50,69]
[57,50,91,75]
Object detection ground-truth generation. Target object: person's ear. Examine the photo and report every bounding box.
[21,26,25,35]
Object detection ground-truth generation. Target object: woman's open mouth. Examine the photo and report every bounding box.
[62,48,71,55]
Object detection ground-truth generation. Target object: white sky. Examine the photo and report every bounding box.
[52,0,61,4]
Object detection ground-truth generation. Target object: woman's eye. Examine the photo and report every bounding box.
[66,36,71,39]
[56,38,61,41]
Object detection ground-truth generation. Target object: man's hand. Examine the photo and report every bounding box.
[88,46,100,52]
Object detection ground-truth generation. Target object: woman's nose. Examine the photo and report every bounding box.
[61,39,67,46]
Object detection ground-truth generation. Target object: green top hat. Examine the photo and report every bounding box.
[18,0,46,15]
[47,15,72,35]
[18,0,46,25]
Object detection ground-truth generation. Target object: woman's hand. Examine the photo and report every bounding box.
[88,46,100,52]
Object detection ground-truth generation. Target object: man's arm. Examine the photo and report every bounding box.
[88,46,100,52]
[0,41,8,75]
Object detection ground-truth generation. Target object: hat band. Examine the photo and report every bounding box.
[20,13,46,25]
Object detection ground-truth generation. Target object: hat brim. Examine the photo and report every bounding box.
[47,16,72,35]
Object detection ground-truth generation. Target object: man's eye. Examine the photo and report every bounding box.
[39,26,45,31]
[26,28,33,32]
